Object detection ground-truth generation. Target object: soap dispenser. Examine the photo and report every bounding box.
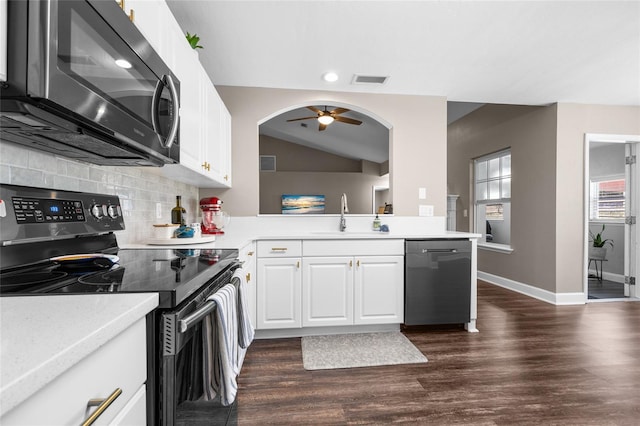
[373,214,381,231]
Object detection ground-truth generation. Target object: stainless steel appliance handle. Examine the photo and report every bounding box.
[159,74,180,149]
[151,80,161,134]
[422,248,458,253]
[177,275,242,333]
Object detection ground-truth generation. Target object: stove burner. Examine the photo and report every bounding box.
[77,267,125,286]
[1,271,68,291]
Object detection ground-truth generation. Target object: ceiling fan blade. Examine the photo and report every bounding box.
[286,116,318,122]
[330,107,350,115]
[307,106,323,114]
[319,122,327,131]
[334,116,362,125]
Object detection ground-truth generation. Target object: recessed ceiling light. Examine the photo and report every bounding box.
[115,59,132,69]
[322,72,339,83]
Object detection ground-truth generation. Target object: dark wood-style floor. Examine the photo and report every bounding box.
[236,281,640,425]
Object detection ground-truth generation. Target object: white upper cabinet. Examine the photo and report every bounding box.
[127,0,232,188]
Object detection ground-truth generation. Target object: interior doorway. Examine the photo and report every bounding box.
[584,134,639,302]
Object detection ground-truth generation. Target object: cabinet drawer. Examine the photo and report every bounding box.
[1,319,147,426]
[257,240,302,257]
[303,239,404,256]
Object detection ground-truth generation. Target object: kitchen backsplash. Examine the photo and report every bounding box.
[0,142,199,245]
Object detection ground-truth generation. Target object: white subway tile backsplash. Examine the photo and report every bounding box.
[0,142,199,245]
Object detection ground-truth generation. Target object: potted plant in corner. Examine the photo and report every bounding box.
[589,224,614,260]
[185,32,203,50]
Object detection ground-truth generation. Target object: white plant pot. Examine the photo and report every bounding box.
[589,246,607,260]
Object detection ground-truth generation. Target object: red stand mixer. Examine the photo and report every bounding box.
[199,197,230,235]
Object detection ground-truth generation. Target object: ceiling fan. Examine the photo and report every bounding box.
[286,106,363,131]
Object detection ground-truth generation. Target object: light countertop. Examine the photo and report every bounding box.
[122,216,480,250]
[0,293,159,415]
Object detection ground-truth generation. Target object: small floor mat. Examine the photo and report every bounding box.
[301,332,427,370]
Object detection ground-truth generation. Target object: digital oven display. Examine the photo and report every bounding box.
[12,197,86,224]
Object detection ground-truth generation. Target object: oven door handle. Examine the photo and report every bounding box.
[178,300,216,333]
[177,275,242,333]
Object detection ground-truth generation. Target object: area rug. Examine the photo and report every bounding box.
[301,332,427,370]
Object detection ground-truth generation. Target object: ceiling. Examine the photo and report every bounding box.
[166,0,640,158]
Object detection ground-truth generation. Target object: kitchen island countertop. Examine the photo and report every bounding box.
[0,293,159,415]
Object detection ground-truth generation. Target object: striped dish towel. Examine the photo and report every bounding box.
[202,283,239,406]
[234,268,255,349]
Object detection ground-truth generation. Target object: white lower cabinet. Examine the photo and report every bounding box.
[1,318,147,425]
[257,257,302,329]
[303,257,354,326]
[257,239,404,332]
[354,255,404,324]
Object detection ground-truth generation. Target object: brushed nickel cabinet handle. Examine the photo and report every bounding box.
[81,388,122,426]
[271,247,287,252]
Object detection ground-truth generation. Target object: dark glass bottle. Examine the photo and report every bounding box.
[171,196,186,225]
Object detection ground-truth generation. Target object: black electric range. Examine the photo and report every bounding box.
[0,184,238,308]
[0,184,243,426]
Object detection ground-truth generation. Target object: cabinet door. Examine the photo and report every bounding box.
[354,256,404,325]
[205,88,231,187]
[302,257,353,327]
[239,242,257,328]
[257,258,302,329]
[174,57,205,172]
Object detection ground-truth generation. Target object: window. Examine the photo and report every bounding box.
[474,150,511,248]
[590,178,625,220]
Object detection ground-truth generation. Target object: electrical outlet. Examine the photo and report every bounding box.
[419,204,434,217]
[156,203,162,219]
[418,187,426,199]
[463,209,468,217]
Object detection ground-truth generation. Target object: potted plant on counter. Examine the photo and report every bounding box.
[589,224,614,260]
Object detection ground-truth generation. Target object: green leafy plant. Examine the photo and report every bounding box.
[186,32,203,50]
[589,224,614,249]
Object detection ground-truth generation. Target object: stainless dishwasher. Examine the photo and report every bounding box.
[405,239,471,325]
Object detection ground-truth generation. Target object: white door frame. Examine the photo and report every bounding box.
[583,133,640,301]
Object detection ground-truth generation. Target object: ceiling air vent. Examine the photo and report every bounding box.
[260,155,276,172]
[352,74,389,85]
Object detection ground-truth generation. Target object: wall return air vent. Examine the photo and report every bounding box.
[260,155,276,172]
[351,74,389,85]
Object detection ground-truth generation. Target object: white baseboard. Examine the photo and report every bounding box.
[478,271,586,305]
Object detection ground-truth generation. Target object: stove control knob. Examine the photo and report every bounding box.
[107,204,119,219]
[91,204,107,219]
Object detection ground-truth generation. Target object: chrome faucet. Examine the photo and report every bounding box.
[339,193,348,232]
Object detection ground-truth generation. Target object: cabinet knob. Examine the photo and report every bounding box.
[349,260,353,268]
[128,9,134,22]
[117,0,125,10]
[247,251,254,256]
[357,260,360,267]
[224,174,229,181]
[296,261,300,269]
[246,273,251,282]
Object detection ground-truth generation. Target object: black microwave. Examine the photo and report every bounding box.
[0,0,180,166]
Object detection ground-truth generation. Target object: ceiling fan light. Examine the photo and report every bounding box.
[318,115,334,125]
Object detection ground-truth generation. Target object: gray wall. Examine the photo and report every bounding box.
[259,135,388,214]
[0,142,199,245]
[449,102,640,294]
[201,86,447,217]
[448,104,559,292]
